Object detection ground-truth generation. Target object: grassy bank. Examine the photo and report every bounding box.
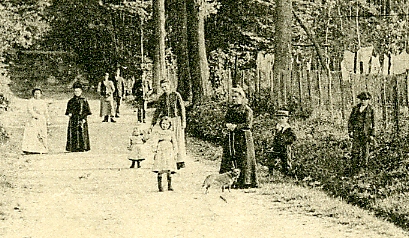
[186,136,409,236]
[186,101,409,231]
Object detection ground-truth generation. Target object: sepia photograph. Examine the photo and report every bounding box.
[0,0,409,237]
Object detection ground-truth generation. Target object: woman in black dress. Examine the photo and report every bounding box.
[65,82,92,152]
[219,87,258,189]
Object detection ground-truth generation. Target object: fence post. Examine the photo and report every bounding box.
[393,75,400,138]
[283,70,287,106]
[297,62,303,106]
[406,70,409,107]
[270,67,274,103]
[307,68,312,108]
[317,70,323,109]
[381,76,387,130]
[328,69,333,116]
[340,72,345,120]
[227,67,232,102]
[350,73,356,106]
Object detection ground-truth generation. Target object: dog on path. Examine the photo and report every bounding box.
[202,168,241,194]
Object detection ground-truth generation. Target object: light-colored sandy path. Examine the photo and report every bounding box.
[1,97,408,238]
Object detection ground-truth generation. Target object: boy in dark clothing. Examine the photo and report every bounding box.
[347,91,375,173]
[267,110,297,176]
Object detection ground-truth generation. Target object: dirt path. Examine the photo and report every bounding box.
[1,97,408,238]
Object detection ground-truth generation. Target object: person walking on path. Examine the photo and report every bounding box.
[65,82,92,152]
[22,87,50,154]
[152,116,178,192]
[267,110,297,176]
[113,67,125,118]
[97,72,116,123]
[219,87,259,189]
[348,91,375,174]
[132,73,152,123]
[150,79,186,169]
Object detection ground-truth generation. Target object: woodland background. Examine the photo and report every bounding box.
[1,0,409,231]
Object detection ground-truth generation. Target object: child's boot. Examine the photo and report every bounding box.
[157,174,163,192]
[167,173,173,191]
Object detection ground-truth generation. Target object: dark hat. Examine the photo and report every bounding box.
[160,78,170,84]
[72,81,83,89]
[32,87,42,95]
[357,92,371,100]
[275,110,289,117]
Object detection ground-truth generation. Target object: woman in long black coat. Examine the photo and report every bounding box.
[65,82,91,152]
[219,87,259,189]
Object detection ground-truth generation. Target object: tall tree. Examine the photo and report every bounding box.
[273,0,292,107]
[152,0,166,93]
[167,0,192,101]
[187,0,212,105]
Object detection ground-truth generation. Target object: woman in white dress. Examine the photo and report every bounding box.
[22,88,49,154]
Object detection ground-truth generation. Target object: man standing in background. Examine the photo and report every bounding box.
[114,67,125,118]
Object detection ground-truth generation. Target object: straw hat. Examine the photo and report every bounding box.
[275,110,289,117]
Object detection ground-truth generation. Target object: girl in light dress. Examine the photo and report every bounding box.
[152,116,178,192]
[127,125,146,168]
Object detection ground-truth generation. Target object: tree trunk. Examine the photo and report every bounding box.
[171,0,192,102]
[152,0,167,93]
[274,0,292,108]
[187,0,211,105]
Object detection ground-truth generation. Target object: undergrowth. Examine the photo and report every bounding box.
[186,100,409,230]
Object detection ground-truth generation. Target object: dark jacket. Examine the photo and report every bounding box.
[114,76,125,98]
[151,91,186,127]
[348,104,375,139]
[272,125,297,154]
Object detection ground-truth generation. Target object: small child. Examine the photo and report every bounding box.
[267,110,297,176]
[128,126,147,168]
[152,116,178,192]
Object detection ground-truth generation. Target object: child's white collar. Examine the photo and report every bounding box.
[276,122,291,131]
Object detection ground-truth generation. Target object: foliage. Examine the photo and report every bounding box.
[187,101,409,230]
[43,0,151,83]
[186,100,227,144]
[0,0,50,59]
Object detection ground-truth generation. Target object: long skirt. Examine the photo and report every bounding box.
[22,118,48,154]
[220,130,259,188]
[169,116,186,163]
[152,140,177,173]
[99,97,114,117]
[66,117,90,152]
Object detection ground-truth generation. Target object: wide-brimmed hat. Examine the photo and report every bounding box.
[357,92,371,100]
[72,81,83,89]
[160,78,170,84]
[275,110,289,117]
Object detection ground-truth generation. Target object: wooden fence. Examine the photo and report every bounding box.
[219,65,409,131]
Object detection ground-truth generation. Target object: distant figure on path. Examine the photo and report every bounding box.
[132,73,152,123]
[152,116,178,192]
[219,87,258,189]
[150,79,186,169]
[113,67,125,118]
[97,72,116,123]
[22,88,49,154]
[267,109,297,176]
[65,82,91,152]
[348,91,375,173]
